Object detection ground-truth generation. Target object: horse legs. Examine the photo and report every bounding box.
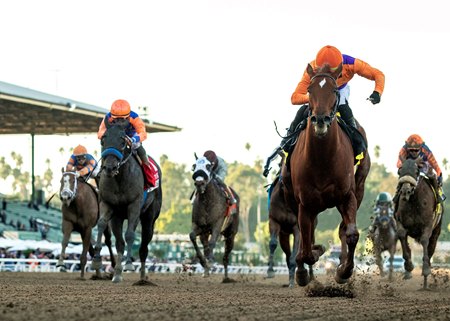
[388,247,395,282]
[335,196,359,284]
[374,246,385,277]
[92,203,113,271]
[108,215,125,283]
[200,233,212,263]
[279,231,294,287]
[57,220,73,272]
[267,219,280,279]
[419,225,434,289]
[422,221,442,289]
[134,209,157,285]
[295,207,317,286]
[103,225,116,269]
[223,231,236,281]
[123,203,141,272]
[397,222,414,280]
[189,227,208,276]
[79,228,93,280]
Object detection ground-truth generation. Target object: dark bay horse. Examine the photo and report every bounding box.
[58,169,115,279]
[190,155,239,281]
[267,157,317,287]
[395,158,443,289]
[92,120,163,284]
[287,63,371,286]
[371,204,397,281]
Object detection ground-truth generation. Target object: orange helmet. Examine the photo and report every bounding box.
[405,134,424,149]
[315,45,343,70]
[73,145,88,156]
[111,99,131,118]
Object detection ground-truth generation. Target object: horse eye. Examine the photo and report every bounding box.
[206,164,211,171]
[191,164,195,171]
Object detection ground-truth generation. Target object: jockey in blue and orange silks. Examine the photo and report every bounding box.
[98,99,155,187]
[263,45,385,177]
[395,134,445,204]
[66,144,99,179]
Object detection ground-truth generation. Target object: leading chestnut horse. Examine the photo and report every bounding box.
[287,63,371,286]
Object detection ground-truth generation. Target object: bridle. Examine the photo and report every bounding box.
[308,73,340,124]
[101,132,133,176]
[60,171,78,204]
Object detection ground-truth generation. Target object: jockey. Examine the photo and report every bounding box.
[368,192,396,237]
[98,99,154,186]
[66,144,99,182]
[395,134,445,203]
[203,150,237,214]
[263,45,385,177]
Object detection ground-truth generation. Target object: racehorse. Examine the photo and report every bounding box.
[266,156,317,287]
[92,120,163,284]
[371,204,397,281]
[287,63,371,286]
[57,169,115,279]
[190,155,239,282]
[395,158,443,289]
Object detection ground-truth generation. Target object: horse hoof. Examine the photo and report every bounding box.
[312,244,326,257]
[91,259,102,270]
[267,271,275,279]
[403,272,412,280]
[124,263,135,272]
[112,275,123,283]
[58,266,67,272]
[296,270,310,287]
[334,274,349,284]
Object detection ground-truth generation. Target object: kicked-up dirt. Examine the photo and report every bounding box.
[0,269,449,321]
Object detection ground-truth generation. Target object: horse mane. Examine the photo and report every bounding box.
[315,63,333,74]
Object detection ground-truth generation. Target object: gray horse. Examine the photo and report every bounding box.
[190,156,239,282]
[92,120,162,285]
[371,204,397,281]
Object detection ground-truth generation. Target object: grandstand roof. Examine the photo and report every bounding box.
[0,80,182,135]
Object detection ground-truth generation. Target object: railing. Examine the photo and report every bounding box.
[0,258,291,275]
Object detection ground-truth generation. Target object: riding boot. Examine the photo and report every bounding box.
[137,145,150,165]
[263,104,309,177]
[337,103,357,129]
[215,178,237,214]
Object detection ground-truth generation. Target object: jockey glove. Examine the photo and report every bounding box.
[438,174,443,186]
[75,171,81,178]
[369,91,381,104]
[131,136,138,144]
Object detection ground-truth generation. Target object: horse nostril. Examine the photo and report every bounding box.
[324,116,331,124]
[310,115,317,124]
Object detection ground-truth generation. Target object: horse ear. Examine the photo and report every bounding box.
[61,167,64,173]
[332,63,343,79]
[306,63,315,77]
[194,152,198,160]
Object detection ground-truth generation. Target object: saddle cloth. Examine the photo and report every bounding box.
[143,157,160,191]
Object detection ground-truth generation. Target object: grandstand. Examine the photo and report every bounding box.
[1,201,67,243]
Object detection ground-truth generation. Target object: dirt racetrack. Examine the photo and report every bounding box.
[1,269,450,321]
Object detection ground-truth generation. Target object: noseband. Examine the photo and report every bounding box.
[101,135,133,175]
[60,172,78,202]
[309,73,340,123]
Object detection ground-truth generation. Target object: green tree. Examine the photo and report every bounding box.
[227,160,266,243]
[154,154,193,235]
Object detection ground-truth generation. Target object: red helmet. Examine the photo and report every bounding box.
[405,134,424,149]
[203,150,218,169]
[111,99,131,118]
[73,145,87,156]
[315,45,343,70]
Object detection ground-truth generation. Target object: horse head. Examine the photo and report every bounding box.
[374,204,394,230]
[192,156,212,194]
[100,119,132,177]
[397,158,421,202]
[59,168,78,207]
[306,63,342,137]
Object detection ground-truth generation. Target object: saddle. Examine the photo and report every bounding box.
[134,155,160,191]
[336,117,367,164]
